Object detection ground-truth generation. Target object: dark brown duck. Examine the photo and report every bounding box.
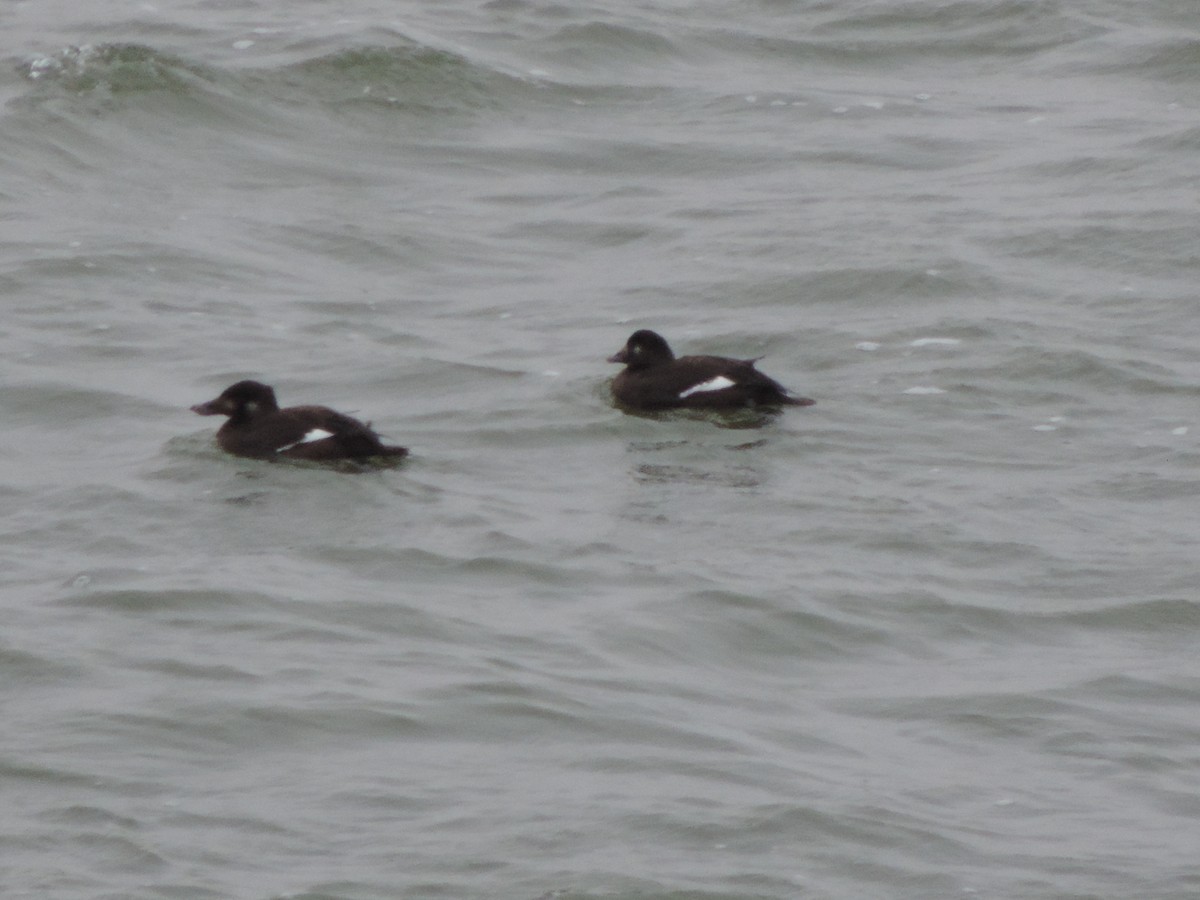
[607,330,815,411]
[191,380,407,462]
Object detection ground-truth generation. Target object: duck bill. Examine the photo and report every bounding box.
[190,400,222,416]
[606,348,628,364]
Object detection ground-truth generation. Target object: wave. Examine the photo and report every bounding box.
[15,38,548,119]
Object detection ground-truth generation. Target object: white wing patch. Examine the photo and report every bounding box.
[679,375,736,398]
[279,428,334,451]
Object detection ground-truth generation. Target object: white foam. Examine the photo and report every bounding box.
[855,341,880,351]
[680,375,736,398]
[910,338,960,347]
[903,386,945,395]
[1172,426,1188,436]
[27,56,60,79]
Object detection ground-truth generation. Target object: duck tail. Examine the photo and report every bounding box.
[783,394,816,407]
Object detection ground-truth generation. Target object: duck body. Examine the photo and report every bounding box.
[607,330,815,411]
[191,380,407,462]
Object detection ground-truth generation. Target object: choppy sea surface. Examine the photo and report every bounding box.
[3,1,1200,898]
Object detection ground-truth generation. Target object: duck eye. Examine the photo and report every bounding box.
[245,401,257,413]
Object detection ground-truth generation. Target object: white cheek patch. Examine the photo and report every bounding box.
[679,375,736,398]
[279,428,335,451]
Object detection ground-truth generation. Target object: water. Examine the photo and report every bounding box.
[3,2,1200,898]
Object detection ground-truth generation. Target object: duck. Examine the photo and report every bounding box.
[607,329,814,411]
[191,380,408,462]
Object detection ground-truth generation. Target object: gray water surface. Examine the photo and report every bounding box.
[2,2,1199,898]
